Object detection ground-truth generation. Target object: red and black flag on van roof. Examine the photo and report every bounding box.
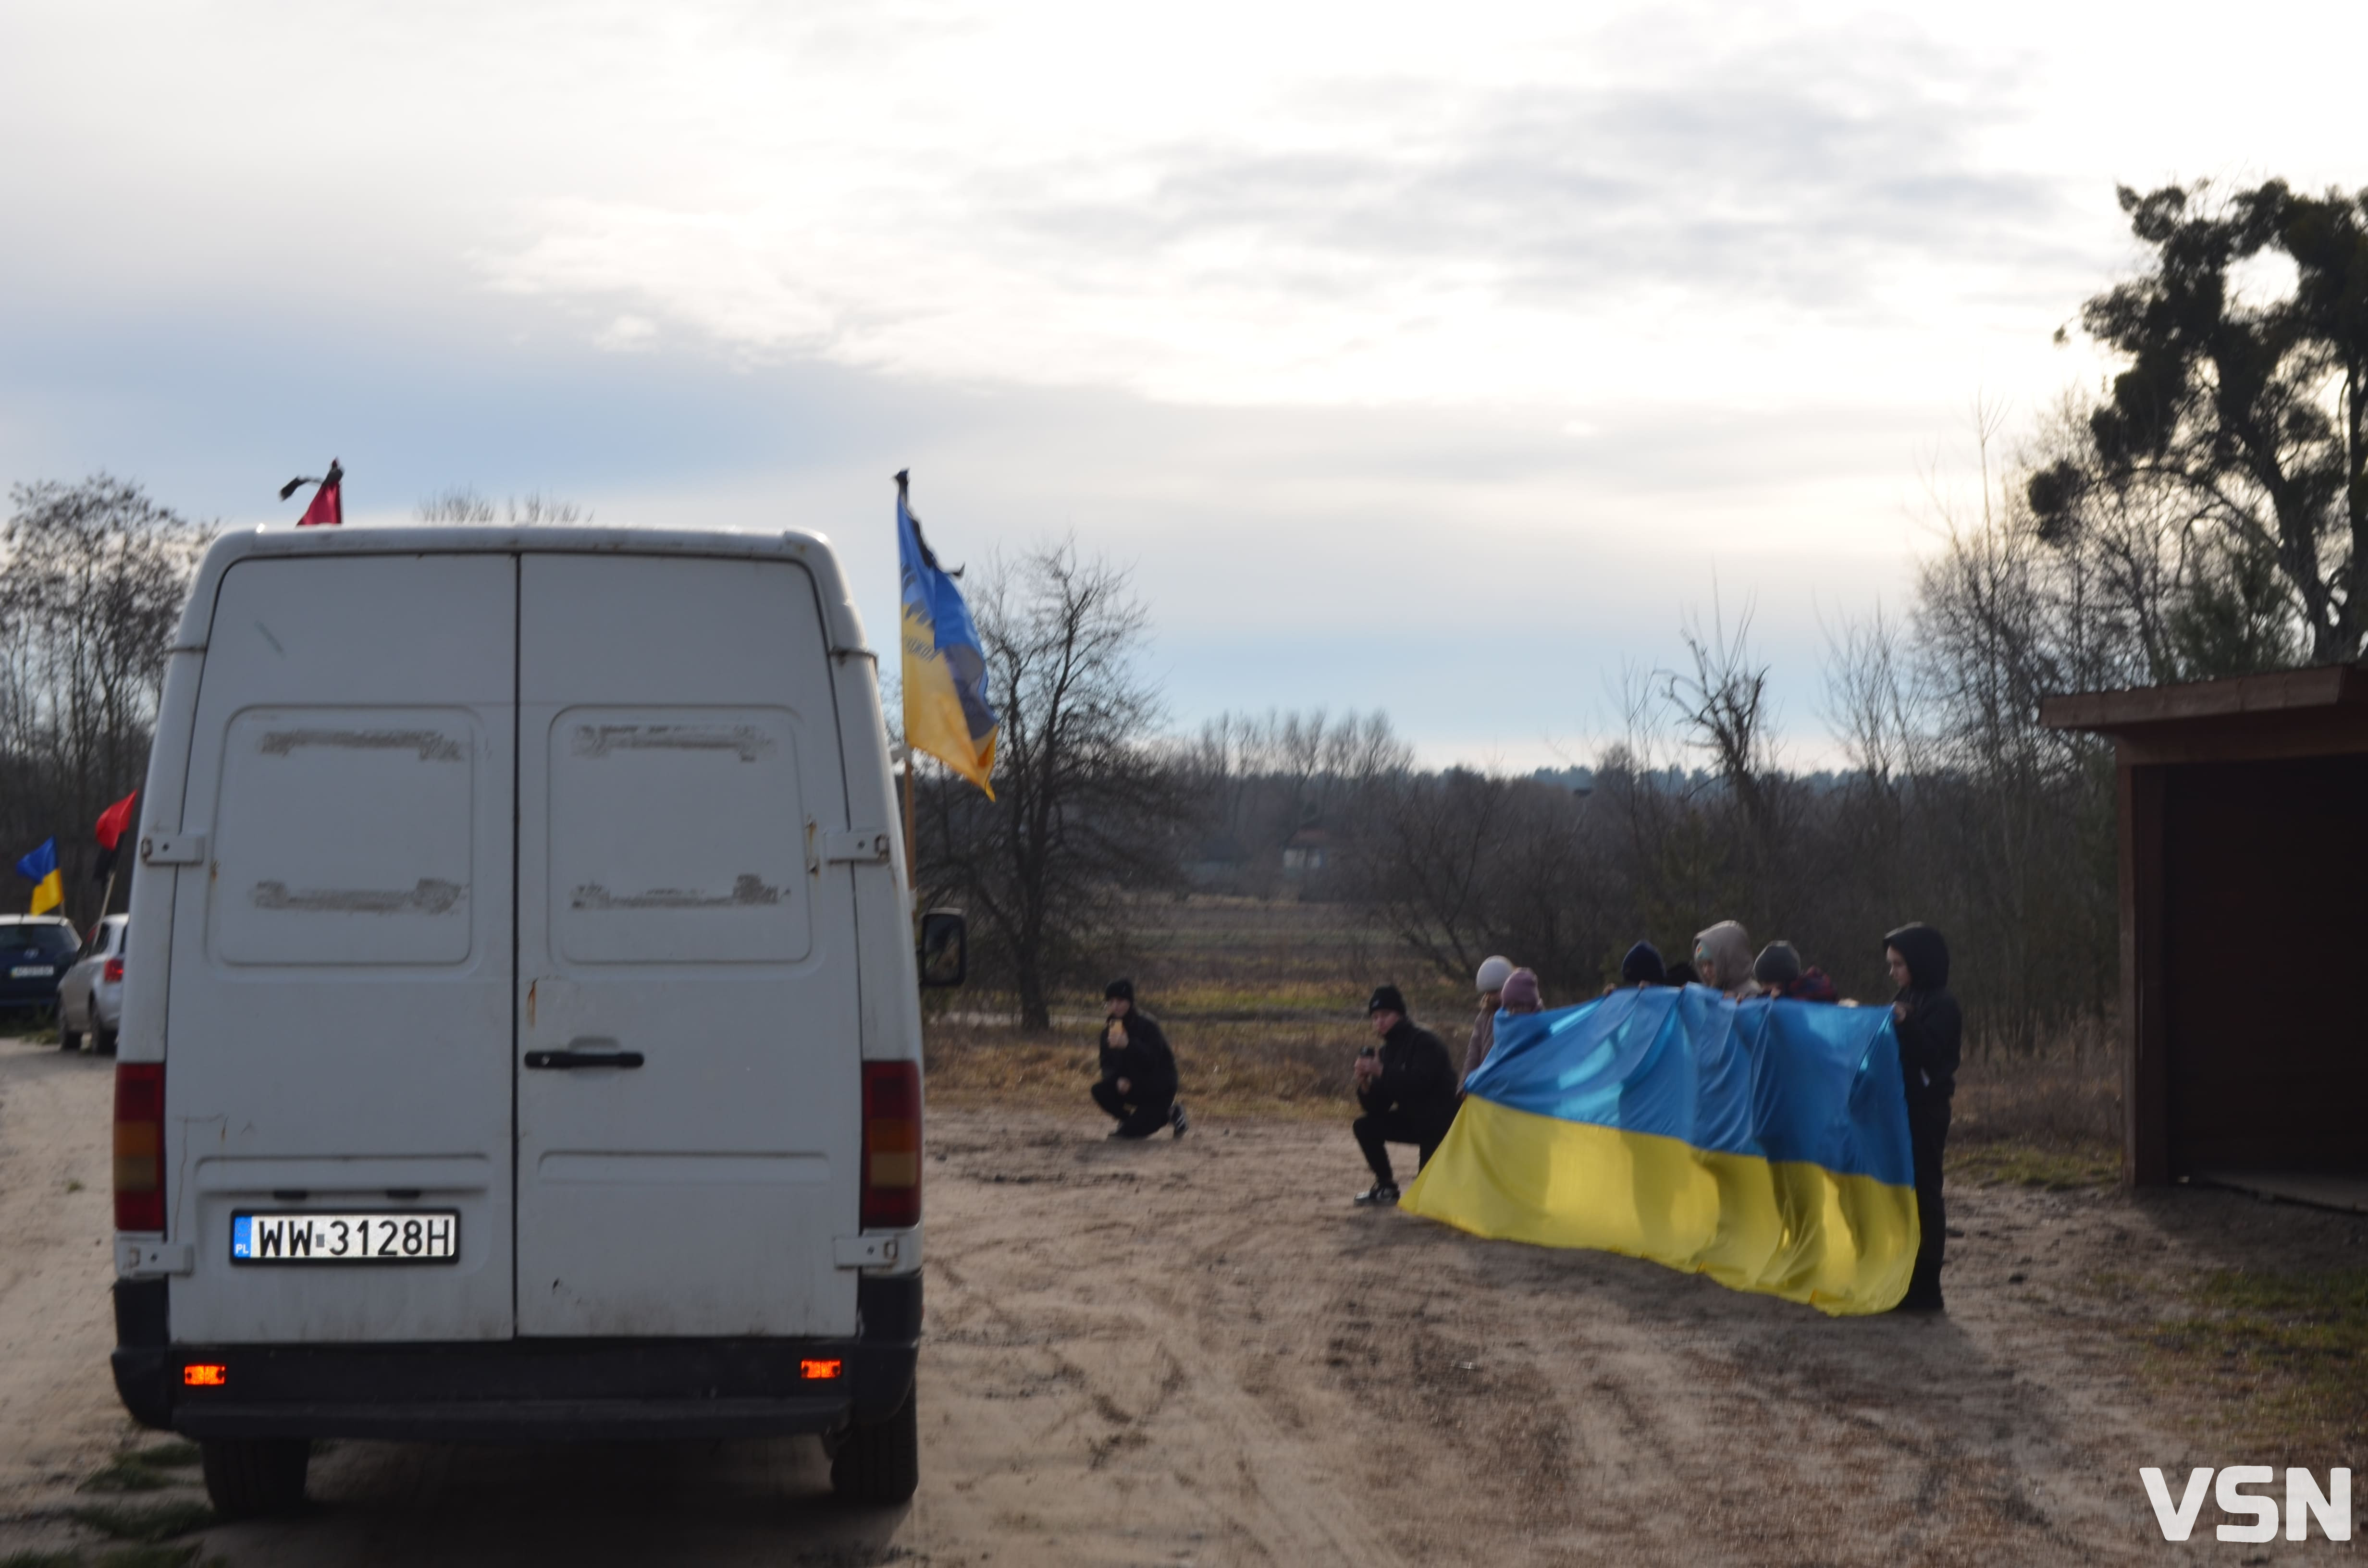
[281,458,343,527]
[93,790,138,882]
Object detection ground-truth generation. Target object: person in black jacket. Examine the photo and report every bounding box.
[1885,924,1960,1311]
[1091,979,1187,1140]
[1350,984,1460,1205]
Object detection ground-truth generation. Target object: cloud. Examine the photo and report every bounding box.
[475,11,2084,410]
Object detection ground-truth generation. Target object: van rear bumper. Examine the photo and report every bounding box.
[111,1274,920,1444]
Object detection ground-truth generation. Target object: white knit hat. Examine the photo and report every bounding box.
[1475,955,1514,993]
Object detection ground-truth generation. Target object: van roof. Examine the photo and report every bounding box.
[172,525,872,656]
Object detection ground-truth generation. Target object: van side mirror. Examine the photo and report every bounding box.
[918,909,966,988]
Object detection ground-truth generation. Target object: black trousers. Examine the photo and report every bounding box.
[1353,1106,1458,1185]
[1905,1097,1950,1305]
[1093,1078,1173,1139]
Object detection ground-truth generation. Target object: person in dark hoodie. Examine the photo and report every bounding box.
[1350,984,1460,1205]
[1092,979,1187,1140]
[1884,924,1960,1311]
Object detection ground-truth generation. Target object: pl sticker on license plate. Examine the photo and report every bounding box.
[232,1211,459,1264]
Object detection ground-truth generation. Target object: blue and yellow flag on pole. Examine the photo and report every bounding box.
[15,838,62,916]
[896,471,999,797]
[1402,987,1918,1316]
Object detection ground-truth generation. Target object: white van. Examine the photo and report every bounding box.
[108,526,957,1516]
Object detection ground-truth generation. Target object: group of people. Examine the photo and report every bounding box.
[1086,919,1961,1313]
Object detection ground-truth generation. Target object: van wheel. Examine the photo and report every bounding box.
[201,1437,309,1518]
[95,1027,118,1056]
[830,1383,918,1506]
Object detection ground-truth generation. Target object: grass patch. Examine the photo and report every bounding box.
[2144,1269,2368,1459]
[96,1547,209,1568]
[128,1442,201,1470]
[1948,1140,2120,1190]
[78,1458,173,1494]
[80,1442,202,1494]
[63,1502,213,1545]
[925,1016,1369,1122]
[1,1549,211,1568]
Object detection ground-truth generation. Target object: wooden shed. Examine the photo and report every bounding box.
[2042,665,2368,1193]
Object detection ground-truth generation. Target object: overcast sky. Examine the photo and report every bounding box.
[2,0,2359,766]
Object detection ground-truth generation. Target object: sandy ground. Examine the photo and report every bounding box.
[2,1033,2360,1565]
[0,1036,136,1513]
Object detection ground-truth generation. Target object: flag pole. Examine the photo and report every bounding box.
[902,758,918,894]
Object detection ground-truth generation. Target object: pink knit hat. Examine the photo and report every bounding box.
[1500,968,1542,1011]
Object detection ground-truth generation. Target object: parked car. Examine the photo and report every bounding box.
[60,914,128,1054]
[109,525,964,1522]
[0,914,80,1020]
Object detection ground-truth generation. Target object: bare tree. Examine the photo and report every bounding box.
[0,476,212,921]
[418,488,592,525]
[1185,708,1406,836]
[916,541,1193,1030]
[1660,590,1776,837]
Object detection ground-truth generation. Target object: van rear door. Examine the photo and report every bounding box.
[165,554,518,1343]
[513,554,862,1337]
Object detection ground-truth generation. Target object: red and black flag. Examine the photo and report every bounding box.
[93,790,139,882]
[281,458,343,527]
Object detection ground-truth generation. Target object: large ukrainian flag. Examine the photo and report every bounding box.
[896,472,999,797]
[1402,986,1918,1316]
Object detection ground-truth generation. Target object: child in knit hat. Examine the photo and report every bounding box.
[1462,955,1515,1084]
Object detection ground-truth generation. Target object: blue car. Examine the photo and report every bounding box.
[0,915,82,1015]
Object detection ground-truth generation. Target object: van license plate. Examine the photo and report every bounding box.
[231,1212,459,1263]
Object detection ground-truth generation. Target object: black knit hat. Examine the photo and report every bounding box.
[1753,942,1803,989]
[1104,978,1135,1003]
[1620,941,1665,985]
[1366,984,1408,1016]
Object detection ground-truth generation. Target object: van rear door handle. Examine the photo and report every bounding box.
[524,1050,645,1070]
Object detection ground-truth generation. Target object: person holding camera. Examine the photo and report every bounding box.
[1092,979,1187,1140]
[1350,984,1459,1205]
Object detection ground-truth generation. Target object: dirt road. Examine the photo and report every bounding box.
[1,1035,2352,1564]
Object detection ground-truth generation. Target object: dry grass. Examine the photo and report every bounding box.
[2141,1269,2368,1462]
[927,893,1469,1121]
[937,899,2137,1167]
[926,1017,1363,1122]
[1946,1040,2121,1188]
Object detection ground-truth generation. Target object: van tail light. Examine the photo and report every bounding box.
[114,1063,166,1232]
[860,1061,921,1229]
[103,956,124,984]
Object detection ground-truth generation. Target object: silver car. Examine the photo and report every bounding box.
[59,914,127,1055]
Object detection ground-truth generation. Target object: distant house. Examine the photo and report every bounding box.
[1280,825,1335,876]
[1188,835,1251,887]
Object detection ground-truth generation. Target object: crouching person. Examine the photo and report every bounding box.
[1350,985,1459,1206]
[1093,979,1187,1140]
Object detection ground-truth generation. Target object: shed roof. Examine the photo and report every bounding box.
[2041,665,2368,765]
